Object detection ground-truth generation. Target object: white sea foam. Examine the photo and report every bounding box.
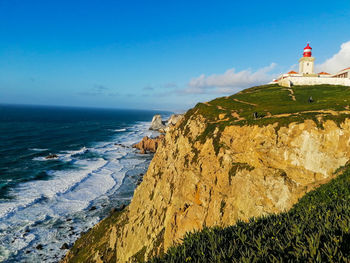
[29,148,48,152]
[114,128,127,132]
[0,119,157,262]
[32,146,89,162]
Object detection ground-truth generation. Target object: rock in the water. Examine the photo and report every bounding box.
[149,115,166,131]
[133,135,164,154]
[36,244,43,250]
[45,154,58,159]
[61,243,70,249]
[89,206,97,211]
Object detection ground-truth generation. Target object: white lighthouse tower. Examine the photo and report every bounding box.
[299,43,316,75]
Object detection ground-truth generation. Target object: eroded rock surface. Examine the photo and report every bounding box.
[133,135,165,154]
[149,115,166,131]
[63,115,350,263]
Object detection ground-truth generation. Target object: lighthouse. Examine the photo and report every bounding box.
[299,43,315,75]
[271,43,350,87]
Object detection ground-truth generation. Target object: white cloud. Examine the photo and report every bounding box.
[186,63,277,94]
[317,41,350,73]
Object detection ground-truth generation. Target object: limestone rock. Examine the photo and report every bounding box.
[63,117,350,263]
[167,114,184,126]
[115,118,350,262]
[149,115,166,131]
[133,135,164,154]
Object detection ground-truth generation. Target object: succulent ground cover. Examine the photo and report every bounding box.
[150,165,350,262]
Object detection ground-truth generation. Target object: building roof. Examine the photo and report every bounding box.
[287,70,298,74]
[341,67,350,72]
[318,72,331,75]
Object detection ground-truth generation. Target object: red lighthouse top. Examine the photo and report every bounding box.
[303,43,312,57]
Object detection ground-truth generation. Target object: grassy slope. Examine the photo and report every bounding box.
[180,84,350,153]
[150,165,350,262]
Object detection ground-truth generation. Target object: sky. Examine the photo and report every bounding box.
[1,0,350,112]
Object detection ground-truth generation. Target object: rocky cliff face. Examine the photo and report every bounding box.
[64,114,350,263]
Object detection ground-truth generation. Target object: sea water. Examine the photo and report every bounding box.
[0,104,170,262]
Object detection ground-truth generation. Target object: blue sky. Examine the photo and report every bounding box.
[1,0,350,111]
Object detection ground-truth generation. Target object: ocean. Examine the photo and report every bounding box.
[0,104,170,262]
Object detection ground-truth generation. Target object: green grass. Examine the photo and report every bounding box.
[179,84,350,152]
[149,166,350,262]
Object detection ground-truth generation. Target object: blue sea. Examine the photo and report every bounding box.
[0,104,170,262]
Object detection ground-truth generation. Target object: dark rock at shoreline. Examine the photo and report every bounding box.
[89,206,97,211]
[114,143,128,148]
[61,243,70,250]
[36,244,43,250]
[45,154,58,159]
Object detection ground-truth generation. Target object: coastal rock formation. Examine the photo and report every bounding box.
[63,85,350,263]
[114,119,350,262]
[64,118,350,263]
[163,114,184,133]
[167,114,183,126]
[133,135,165,154]
[45,154,58,159]
[149,115,166,131]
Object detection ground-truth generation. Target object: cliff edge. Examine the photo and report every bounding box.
[63,84,350,262]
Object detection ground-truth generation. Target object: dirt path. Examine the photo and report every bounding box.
[232,111,245,121]
[233,98,257,106]
[287,88,296,101]
[265,109,350,119]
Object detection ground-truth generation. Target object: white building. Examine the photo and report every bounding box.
[272,44,350,87]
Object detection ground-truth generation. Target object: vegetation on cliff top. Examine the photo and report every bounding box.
[150,165,350,262]
[179,84,350,152]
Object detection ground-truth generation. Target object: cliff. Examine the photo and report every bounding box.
[63,84,350,262]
